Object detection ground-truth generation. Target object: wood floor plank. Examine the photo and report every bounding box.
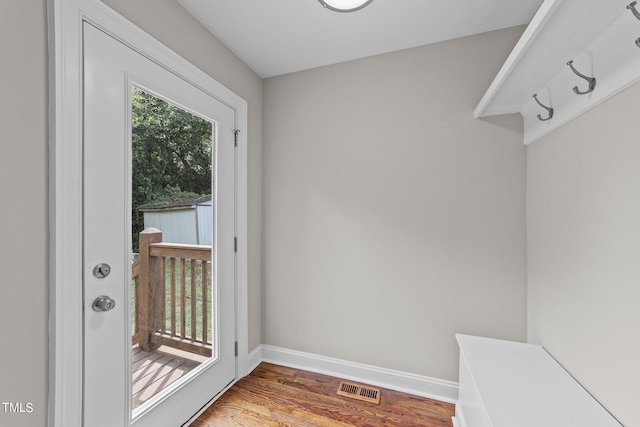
[243,367,448,427]
[195,363,454,427]
[236,376,391,426]
[132,358,186,395]
[133,362,196,406]
[131,351,166,373]
[132,354,176,382]
[131,347,154,364]
[131,346,204,408]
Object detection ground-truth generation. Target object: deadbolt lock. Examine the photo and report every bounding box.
[92,295,116,312]
[93,263,111,279]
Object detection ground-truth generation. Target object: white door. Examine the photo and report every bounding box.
[83,22,236,426]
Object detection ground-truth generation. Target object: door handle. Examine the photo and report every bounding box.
[92,295,116,312]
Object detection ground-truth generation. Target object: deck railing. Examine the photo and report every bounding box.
[132,228,213,357]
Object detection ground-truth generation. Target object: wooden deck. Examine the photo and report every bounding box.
[131,345,207,408]
[193,363,455,427]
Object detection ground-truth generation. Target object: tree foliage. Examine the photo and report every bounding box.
[131,88,213,251]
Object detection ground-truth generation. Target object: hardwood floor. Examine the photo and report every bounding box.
[192,363,455,427]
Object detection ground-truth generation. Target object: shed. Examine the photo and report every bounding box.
[139,195,212,245]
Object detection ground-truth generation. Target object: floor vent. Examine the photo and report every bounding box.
[337,381,381,404]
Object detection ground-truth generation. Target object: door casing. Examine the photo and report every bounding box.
[48,1,249,426]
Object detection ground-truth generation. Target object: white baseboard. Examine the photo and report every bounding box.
[246,345,263,375]
[247,344,458,404]
[452,403,467,427]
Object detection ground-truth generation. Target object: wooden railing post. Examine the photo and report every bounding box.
[138,228,163,352]
[133,239,212,357]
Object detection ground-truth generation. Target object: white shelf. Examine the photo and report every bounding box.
[453,335,622,427]
[475,0,640,144]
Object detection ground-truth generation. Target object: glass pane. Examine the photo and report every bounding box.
[130,87,215,410]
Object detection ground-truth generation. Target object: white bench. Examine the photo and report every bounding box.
[453,334,622,427]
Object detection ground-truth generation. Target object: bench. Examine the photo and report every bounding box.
[453,334,622,427]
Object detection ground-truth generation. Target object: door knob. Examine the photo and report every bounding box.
[92,295,116,312]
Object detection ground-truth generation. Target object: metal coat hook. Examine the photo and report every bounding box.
[628,1,640,20]
[626,3,640,48]
[533,94,554,121]
[567,60,596,95]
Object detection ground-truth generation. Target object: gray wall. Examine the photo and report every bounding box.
[0,1,262,426]
[527,81,640,426]
[262,27,527,381]
[12,0,632,423]
[0,1,48,426]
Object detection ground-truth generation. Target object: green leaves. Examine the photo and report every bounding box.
[131,88,213,251]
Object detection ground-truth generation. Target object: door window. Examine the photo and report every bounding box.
[130,88,215,410]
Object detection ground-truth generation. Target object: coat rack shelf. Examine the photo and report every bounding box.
[475,0,640,144]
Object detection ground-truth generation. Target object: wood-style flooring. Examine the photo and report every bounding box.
[132,345,206,407]
[192,363,455,427]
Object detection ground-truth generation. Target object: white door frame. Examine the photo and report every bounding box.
[47,1,249,426]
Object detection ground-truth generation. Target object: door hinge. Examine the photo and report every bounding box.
[233,129,240,147]
[234,237,237,253]
[235,341,238,357]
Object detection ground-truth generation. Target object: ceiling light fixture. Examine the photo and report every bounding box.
[318,0,374,13]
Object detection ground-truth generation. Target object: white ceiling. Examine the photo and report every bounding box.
[177,0,545,78]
